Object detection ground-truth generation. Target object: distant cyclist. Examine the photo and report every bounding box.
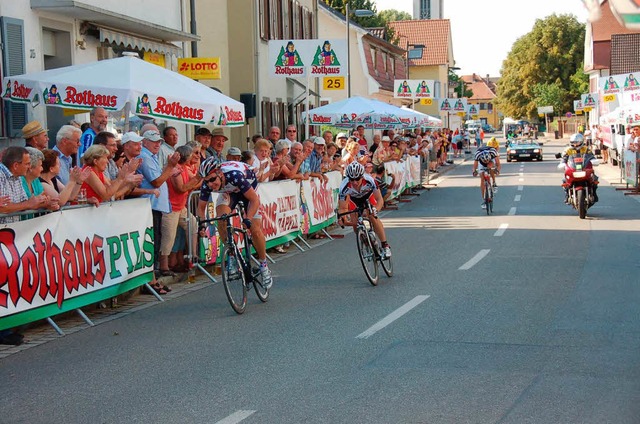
[472,138,501,209]
[337,162,392,258]
[197,157,272,288]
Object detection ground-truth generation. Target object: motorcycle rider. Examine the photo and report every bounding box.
[560,133,599,204]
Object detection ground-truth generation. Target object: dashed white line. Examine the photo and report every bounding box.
[519,172,524,176]
[356,295,430,339]
[494,224,509,237]
[514,195,521,202]
[215,410,257,424]
[459,249,491,270]
[508,207,517,216]
[518,185,524,191]
[519,178,524,182]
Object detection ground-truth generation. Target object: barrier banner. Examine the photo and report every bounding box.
[623,149,638,187]
[300,172,341,234]
[257,179,301,247]
[0,198,154,331]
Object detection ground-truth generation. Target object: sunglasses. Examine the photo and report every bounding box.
[204,175,219,184]
[287,129,297,132]
[349,177,362,181]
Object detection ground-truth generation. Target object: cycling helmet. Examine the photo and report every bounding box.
[569,133,584,148]
[199,156,218,177]
[345,161,365,180]
[487,137,499,149]
[478,151,493,164]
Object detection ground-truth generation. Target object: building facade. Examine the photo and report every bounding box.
[413,0,443,20]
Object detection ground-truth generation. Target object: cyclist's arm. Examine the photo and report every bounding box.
[472,160,479,174]
[372,188,384,210]
[494,156,501,173]
[243,187,261,219]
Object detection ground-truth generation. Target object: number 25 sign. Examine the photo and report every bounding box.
[323,77,344,90]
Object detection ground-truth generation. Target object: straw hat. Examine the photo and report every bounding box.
[211,128,229,140]
[22,121,47,139]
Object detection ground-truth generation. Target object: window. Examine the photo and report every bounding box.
[1,17,27,137]
[382,52,388,73]
[488,103,493,114]
[390,57,396,76]
[479,102,486,110]
[407,45,424,60]
[370,47,377,71]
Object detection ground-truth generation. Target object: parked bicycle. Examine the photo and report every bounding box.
[201,203,269,314]
[337,205,393,286]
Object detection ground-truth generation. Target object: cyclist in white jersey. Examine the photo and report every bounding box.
[472,139,501,209]
[337,162,392,258]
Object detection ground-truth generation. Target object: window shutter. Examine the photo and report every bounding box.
[1,17,27,138]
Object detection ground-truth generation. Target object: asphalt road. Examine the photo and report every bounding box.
[2,139,640,424]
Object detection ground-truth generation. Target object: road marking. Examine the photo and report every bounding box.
[508,207,517,215]
[519,178,524,182]
[459,249,491,270]
[518,185,524,191]
[494,224,509,237]
[514,195,521,202]
[519,172,524,176]
[356,295,430,339]
[215,411,257,424]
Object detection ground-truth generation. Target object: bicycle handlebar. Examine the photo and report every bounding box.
[198,211,240,224]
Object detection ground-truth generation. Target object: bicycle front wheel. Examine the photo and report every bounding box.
[380,251,393,277]
[484,182,492,215]
[221,245,247,314]
[356,227,378,286]
[252,259,270,303]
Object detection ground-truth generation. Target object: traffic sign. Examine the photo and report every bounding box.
[323,77,345,90]
[566,112,573,118]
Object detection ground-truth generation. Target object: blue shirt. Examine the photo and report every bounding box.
[79,128,96,158]
[138,147,170,213]
[53,145,73,185]
[305,150,323,173]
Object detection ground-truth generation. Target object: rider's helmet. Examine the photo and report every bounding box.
[478,151,493,164]
[198,156,218,178]
[570,133,584,149]
[487,137,499,149]
[345,161,365,180]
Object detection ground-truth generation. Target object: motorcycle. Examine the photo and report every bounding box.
[555,151,600,219]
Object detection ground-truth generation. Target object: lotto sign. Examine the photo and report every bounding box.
[323,77,345,90]
[178,58,221,80]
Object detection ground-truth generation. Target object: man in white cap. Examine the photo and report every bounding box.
[226,146,242,161]
[138,129,181,274]
[22,120,49,150]
[335,132,348,157]
[303,137,328,182]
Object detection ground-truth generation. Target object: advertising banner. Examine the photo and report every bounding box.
[257,179,301,244]
[0,199,154,331]
[268,39,347,78]
[574,100,584,112]
[178,57,221,80]
[393,80,435,99]
[300,172,341,234]
[581,93,597,109]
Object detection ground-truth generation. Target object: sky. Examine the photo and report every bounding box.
[373,0,589,77]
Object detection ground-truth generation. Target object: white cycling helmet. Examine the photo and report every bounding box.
[478,151,493,164]
[345,161,365,180]
[198,156,218,177]
[570,133,584,148]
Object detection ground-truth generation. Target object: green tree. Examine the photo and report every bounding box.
[496,14,588,120]
[448,70,473,98]
[379,9,412,22]
[322,0,399,43]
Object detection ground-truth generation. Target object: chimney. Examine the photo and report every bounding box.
[486,74,490,84]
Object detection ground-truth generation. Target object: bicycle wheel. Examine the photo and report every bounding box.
[221,244,247,314]
[251,252,270,303]
[356,227,378,286]
[484,181,492,215]
[487,182,494,214]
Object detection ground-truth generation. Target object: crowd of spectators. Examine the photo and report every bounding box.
[1,108,458,345]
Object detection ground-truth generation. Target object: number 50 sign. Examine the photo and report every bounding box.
[323,77,345,90]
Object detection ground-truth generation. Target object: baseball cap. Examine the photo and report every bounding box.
[313,136,326,145]
[336,132,348,139]
[381,136,391,142]
[227,146,242,156]
[195,127,211,136]
[121,131,144,144]
[142,130,163,142]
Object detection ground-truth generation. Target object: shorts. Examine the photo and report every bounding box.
[457,141,463,149]
[429,150,437,161]
[215,192,262,218]
[478,162,495,172]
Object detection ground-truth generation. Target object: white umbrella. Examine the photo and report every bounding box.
[301,96,403,129]
[2,55,245,127]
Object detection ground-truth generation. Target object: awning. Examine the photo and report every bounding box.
[98,27,183,57]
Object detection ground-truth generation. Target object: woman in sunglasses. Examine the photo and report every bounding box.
[337,161,392,258]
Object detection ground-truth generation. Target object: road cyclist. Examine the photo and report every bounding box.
[337,161,392,259]
[197,157,272,289]
[472,138,501,209]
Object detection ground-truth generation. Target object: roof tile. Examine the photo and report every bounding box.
[388,19,451,66]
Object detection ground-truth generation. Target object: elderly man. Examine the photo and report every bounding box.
[195,127,212,159]
[79,107,108,159]
[53,125,81,184]
[22,120,49,150]
[226,146,242,161]
[137,129,180,275]
[209,128,228,165]
[158,126,179,168]
[284,124,298,147]
[284,141,307,180]
[304,137,329,182]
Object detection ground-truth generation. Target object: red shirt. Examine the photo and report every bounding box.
[168,165,190,211]
[81,165,105,204]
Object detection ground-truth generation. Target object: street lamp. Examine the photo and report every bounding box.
[346,3,374,98]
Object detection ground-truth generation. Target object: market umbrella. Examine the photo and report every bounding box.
[301,96,403,129]
[2,55,245,128]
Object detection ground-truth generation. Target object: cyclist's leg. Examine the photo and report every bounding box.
[249,216,267,262]
[215,194,232,243]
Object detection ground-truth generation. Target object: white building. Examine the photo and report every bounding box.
[413,0,443,20]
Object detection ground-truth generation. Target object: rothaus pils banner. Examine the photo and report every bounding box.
[268,39,347,78]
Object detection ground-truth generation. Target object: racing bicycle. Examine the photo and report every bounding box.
[475,167,497,215]
[203,203,269,314]
[337,204,393,286]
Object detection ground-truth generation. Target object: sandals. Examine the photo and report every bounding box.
[274,245,286,253]
[144,282,171,295]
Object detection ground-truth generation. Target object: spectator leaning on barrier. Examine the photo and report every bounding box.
[195,127,212,160]
[22,120,49,150]
[138,130,181,272]
[185,141,202,176]
[307,137,328,182]
[40,148,91,206]
[284,124,298,147]
[0,146,53,224]
[159,144,202,277]
[252,139,280,182]
[93,131,120,180]
[20,147,60,215]
[209,128,228,166]
[79,107,108,159]
[53,125,82,185]
[81,145,142,204]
